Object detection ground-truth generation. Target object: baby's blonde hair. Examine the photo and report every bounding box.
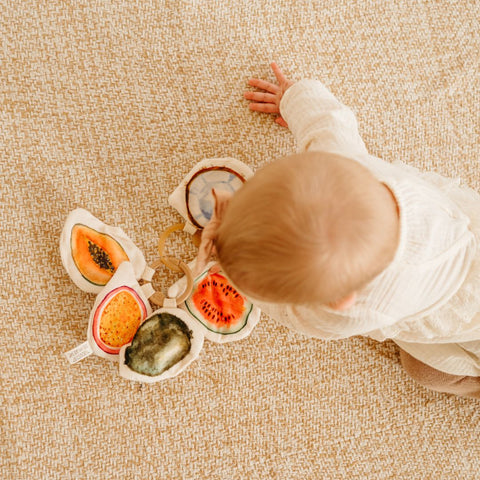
[215,151,398,305]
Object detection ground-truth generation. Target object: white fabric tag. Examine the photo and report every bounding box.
[141,266,155,282]
[182,223,198,235]
[140,283,156,299]
[64,341,93,364]
[163,297,177,308]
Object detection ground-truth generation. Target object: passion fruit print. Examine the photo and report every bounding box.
[92,286,147,355]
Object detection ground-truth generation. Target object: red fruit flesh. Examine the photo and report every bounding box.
[192,273,245,327]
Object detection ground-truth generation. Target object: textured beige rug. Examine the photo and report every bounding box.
[2,1,480,478]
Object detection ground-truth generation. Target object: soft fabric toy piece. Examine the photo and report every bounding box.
[65,261,153,364]
[118,256,205,382]
[168,157,253,235]
[62,158,260,381]
[169,261,261,343]
[118,308,205,383]
[60,208,154,293]
[87,261,153,360]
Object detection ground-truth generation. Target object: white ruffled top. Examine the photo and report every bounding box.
[253,80,480,375]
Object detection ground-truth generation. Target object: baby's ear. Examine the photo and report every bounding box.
[328,292,357,311]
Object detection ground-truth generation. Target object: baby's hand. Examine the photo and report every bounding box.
[244,62,294,128]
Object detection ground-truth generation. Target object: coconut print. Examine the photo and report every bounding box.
[185,167,245,228]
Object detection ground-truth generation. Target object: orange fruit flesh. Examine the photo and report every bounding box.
[99,291,142,347]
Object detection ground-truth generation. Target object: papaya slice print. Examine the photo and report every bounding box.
[71,224,129,286]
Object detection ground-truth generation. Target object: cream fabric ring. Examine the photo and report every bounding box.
[157,223,186,272]
[149,258,194,307]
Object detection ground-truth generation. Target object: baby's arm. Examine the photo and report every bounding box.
[245,64,368,157]
[281,79,369,156]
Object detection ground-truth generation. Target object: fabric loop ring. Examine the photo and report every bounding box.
[157,222,187,272]
[149,257,194,307]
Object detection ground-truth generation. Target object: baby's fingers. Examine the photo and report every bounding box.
[248,103,279,113]
[271,62,287,84]
[244,91,277,103]
[248,78,280,94]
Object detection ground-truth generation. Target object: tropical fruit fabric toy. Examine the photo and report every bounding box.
[62,225,207,381]
[118,257,206,383]
[168,261,261,343]
[87,261,154,360]
[168,157,253,235]
[118,307,205,383]
[65,261,154,363]
[61,158,263,382]
[60,208,154,293]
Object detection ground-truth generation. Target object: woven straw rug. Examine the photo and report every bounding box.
[2,1,479,479]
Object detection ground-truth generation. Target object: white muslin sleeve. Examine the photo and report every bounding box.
[279,79,369,157]
[252,300,399,341]
[266,78,480,378]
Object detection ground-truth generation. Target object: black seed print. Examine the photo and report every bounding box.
[88,240,115,272]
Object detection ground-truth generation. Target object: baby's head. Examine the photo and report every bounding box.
[214,151,399,308]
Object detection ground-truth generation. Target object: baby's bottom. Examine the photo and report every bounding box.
[399,348,480,399]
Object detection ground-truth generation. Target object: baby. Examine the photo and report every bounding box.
[216,151,399,311]
[196,63,480,399]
